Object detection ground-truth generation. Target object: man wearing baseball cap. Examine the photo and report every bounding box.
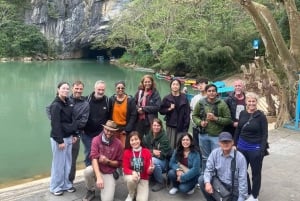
[83,120,123,201]
[198,132,248,201]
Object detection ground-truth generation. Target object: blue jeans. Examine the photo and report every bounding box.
[199,134,219,171]
[81,134,94,167]
[168,169,198,193]
[50,136,73,193]
[152,157,166,184]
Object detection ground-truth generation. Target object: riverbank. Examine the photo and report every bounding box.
[1,127,299,201]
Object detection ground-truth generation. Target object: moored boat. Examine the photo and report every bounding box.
[155,72,172,80]
[188,81,234,101]
[135,67,155,73]
[184,79,197,85]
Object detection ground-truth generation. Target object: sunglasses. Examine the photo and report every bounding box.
[116,87,125,90]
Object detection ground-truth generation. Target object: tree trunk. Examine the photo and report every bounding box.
[234,0,300,126]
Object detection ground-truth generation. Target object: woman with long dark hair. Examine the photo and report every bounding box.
[168,133,200,195]
[135,74,161,138]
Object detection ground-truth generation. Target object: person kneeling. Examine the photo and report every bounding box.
[143,118,172,192]
[83,120,123,201]
[123,131,154,201]
[168,133,200,195]
[198,132,248,201]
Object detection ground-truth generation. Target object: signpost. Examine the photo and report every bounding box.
[252,39,260,58]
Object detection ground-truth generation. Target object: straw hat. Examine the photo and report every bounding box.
[102,120,119,131]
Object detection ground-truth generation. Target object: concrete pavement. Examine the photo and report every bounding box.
[1,127,300,201]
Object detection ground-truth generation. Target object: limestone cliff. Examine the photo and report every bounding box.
[24,0,128,58]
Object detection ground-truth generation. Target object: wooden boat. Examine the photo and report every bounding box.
[135,67,155,73]
[213,81,226,88]
[172,76,186,83]
[184,79,197,85]
[155,72,172,80]
[186,93,194,102]
[188,81,234,101]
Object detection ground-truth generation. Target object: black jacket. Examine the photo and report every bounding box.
[234,110,268,156]
[134,88,161,126]
[225,92,246,122]
[159,93,190,132]
[50,96,77,144]
[84,93,110,137]
[69,95,90,131]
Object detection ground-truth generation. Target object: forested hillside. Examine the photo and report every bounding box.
[93,0,261,78]
[0,0,49,58]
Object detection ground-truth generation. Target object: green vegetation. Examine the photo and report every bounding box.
[93,0,260,78]
[0,0,49,57]
[47,1,59,19]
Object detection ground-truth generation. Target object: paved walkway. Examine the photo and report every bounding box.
[0,127,300,201]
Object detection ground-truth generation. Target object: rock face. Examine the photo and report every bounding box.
[24,0,128,59]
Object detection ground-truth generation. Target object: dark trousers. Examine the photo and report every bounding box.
[239,149,263,198]
[81,134,93,167]
[135,119,150,138]
[69,138,80,183]
[198,175,238,201]
[192,127,200,150]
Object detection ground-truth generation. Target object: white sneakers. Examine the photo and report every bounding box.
[246,194,259,201]
[125,194,133,201]
[187,188,195,195]
[169,187,195,195]
[169,187,179,195]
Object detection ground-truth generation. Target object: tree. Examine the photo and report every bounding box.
[0,0,16,28]
[234,0,300,127]
[94,0,256,77]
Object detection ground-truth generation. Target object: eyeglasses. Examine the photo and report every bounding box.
[207,90,216,92]
[117,87,125,90]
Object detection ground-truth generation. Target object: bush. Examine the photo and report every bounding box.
[0,22,48,57]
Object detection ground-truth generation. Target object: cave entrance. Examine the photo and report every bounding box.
[81,46,126,60]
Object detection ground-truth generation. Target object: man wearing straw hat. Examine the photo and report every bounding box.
[83,120,123,201]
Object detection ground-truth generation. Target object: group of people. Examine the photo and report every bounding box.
[47,75,268,201]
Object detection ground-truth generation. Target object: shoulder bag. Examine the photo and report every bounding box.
[211,150,236,201]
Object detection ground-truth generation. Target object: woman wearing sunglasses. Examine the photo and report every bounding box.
[109,80,137,148]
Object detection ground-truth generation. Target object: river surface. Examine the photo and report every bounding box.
[0,60,184,187]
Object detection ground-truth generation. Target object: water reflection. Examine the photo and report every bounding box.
[0,60,170,186]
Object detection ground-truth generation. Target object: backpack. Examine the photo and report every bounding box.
[45,104,51,120]
[198,99,219,120]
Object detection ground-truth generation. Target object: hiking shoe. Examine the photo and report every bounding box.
[67,187,76,193]
[83,190,95,201]
[187,188,195,195]
[125,194,134,201]
[52,190,64,196]
[169,187,178,195]
[151,183,164,192]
